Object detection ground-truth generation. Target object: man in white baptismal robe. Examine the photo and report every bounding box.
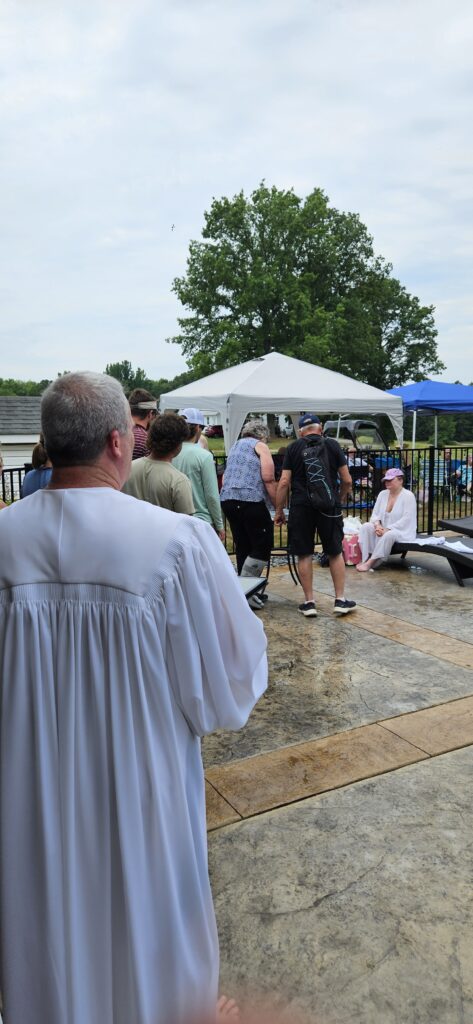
[0,372,267,1024]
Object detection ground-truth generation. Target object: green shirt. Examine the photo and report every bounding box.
[122,457,195,515]
[173,443,223,529]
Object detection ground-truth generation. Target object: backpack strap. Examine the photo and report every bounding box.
[302,436,336,513]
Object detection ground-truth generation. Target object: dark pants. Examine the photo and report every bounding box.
[221,500,274,574]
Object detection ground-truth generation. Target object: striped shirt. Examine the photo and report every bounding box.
[132,424,149,460]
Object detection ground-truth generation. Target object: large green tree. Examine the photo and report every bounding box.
[171,184,444,389]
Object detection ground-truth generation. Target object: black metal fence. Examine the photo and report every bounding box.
[215,446,473,551]
[3,447,472,551]
[1,465,27,503]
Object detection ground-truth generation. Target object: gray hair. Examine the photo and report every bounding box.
[41,372,130,467]
[241,419,269,442]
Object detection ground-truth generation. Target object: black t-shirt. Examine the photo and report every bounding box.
[282,435,347,507]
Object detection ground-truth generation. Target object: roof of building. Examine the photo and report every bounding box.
[0,396,42,438]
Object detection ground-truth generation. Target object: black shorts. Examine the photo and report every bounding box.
[288,503,344,558]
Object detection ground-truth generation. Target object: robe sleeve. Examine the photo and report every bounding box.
[370,491,385,524]
[162,522,268,736]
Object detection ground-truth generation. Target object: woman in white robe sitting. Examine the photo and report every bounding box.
[356,467,417,571]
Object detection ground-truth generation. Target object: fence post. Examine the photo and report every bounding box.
[427,447,435,535]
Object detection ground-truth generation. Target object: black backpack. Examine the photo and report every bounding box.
[302,436,337,514]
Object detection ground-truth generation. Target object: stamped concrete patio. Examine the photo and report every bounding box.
[204,550,473,1024]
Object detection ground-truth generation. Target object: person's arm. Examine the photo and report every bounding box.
[255,441,277,506]
[201,455,224,536]
[173,476,195,515]
[369,491,385,526]
[275,469,291,525]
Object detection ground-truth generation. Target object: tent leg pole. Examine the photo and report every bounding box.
[412,411,417,450]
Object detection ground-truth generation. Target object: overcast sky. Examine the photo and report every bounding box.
[1,0,472,384]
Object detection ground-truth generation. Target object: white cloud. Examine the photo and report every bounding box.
[0,0,472,382]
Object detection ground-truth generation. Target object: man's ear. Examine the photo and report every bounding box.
[107,429,122,458]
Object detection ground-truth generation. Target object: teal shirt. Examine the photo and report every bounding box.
[173,443,224,530]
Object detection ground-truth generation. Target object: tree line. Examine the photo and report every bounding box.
[0,364,194,399]
[2,362,472,444]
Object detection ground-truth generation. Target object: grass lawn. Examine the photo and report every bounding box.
[206,435,292,456]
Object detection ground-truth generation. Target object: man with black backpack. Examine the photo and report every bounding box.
[275,414,356,618]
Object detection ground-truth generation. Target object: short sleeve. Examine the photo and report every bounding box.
[162,522,267,736]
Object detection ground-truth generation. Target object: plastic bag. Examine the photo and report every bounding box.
[343,516,363,536]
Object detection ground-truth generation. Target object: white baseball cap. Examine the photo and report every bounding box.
[179,407,205,426]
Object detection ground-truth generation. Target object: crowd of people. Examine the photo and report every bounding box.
[3,393,471,606]
[3,404,470,611]
[0,373,471,1023]
[118,400,364,616]
[121,401,362,616]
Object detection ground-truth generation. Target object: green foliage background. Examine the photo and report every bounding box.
[171,183,444,390]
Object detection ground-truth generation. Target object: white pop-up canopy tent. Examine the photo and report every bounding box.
[160,352,404,450]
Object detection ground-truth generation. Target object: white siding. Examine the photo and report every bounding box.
[1,442,35,470]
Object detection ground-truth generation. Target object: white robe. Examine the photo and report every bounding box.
[0,488,267,1024]
[359,487,417,565]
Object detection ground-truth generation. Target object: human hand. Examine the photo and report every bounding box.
[217,529,226,542]
[274,509,286,526]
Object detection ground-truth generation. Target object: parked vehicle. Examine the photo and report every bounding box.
[324,419,401,502]
[323,418,389,451]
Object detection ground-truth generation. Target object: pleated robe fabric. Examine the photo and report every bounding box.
[0,488,267,1024]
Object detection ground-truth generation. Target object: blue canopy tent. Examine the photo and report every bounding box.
[387,380,473,448]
